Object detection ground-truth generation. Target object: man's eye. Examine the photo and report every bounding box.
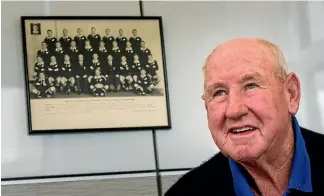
[245,83,258,89]
[214,90,226,97]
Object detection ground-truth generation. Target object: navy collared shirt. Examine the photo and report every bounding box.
[229,116,312,195]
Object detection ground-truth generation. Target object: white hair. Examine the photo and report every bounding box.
[202,38,288,82]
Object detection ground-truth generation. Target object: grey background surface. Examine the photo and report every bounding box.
[2,175,181,196]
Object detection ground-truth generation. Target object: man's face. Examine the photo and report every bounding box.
[95,69,100,76]
[41,42,47,49]
[112,41,117,47]
[141,41,145,48]
[126,41,131,47]
[93,53,98,60]
[78,55,84,61]
[33,25,38,31]
[148,55,153,61]
[132,29,137,36]
[203,40,296,163]
[105,29,110,35]
[64,55,70,61]
[77,28,82,35]
[47,31,52,37]
[121,56,126,62]
[119,29,123,36]
[71,41,76,47]
[107,55,113,61]
[91,28,96,34]
[85,41,90,46]
[55,42,61,48]
[39,73,45,80]
[63,29,68,36]
[50,56,56,62]
[99,42,105,47]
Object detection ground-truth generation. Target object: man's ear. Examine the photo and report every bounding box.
[201,94,205,101]
[201,94,208,110]
[285,72,301,115]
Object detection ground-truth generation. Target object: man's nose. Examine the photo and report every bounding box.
[225,92,248,120]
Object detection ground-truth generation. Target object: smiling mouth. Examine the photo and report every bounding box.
[230,126,257,134]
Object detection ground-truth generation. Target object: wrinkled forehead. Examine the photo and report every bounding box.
[205,39,276,80]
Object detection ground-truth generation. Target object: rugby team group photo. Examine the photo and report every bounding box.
[26,23,164,99]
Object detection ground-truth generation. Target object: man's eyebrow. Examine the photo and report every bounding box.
[238,73,263,84]
[205,73,263,92]
[205,82,227,92]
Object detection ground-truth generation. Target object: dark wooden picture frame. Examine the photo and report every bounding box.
[21,16,171,134]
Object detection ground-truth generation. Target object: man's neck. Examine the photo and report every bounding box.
[241,126,295,195]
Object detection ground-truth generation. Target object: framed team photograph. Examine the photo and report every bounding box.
[21,16,171,134]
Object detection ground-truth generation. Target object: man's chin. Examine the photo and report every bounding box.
[227,149,259,163]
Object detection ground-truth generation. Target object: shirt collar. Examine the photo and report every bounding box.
[228,115,312,195]
[287,115,312,192]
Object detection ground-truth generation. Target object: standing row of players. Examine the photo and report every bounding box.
[37,38,152,71]
[32,52,160,98]
[42,28,145,56]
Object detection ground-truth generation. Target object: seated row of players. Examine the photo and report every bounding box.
[32,53,160,97]
[37,38,152,68]
[44,28,144,55]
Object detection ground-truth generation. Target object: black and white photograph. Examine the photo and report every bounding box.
[21,16,171,133]
[30,23,41,35]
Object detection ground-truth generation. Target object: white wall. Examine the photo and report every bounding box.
[144,1,324,170]
[1,1,157,179]
[2,1,324,179]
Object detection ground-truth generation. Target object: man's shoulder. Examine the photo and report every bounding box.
[301,126,324,153]
[164,152,235,196]
[301,126,324,140]
[301,127,324,194]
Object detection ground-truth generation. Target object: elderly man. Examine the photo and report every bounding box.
[165,38,324,195]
